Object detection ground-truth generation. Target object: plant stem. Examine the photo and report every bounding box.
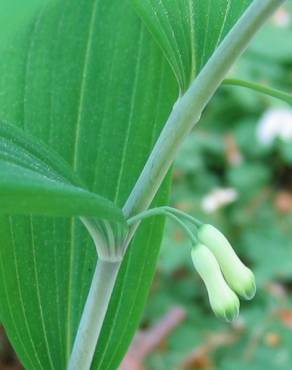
[123,0,285,219]
[163,207,202,227]
[127,207,198,245]
[165,212,198,245]
[223,78,292,105]
[67,259,121,370]
[68,1,285,369]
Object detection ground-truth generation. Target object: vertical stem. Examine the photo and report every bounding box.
[67,259,121,370]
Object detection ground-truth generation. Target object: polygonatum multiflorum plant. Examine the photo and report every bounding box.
[0,1,291,369]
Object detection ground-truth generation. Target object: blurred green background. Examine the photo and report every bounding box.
[138,4,292,370]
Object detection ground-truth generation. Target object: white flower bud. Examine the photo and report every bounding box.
[191,244,240,322]
[197,224,256,300]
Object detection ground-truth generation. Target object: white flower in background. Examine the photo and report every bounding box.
[201,187,238,213]
[272,7,290,27]
[257,108,292,145]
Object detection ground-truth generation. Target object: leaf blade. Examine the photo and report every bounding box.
[0,120,125,222]
[131,0,252,91]
[0,2,177,369]
[0,162,124,222]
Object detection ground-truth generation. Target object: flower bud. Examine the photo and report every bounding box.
[197,224,256,300]
[191,244,239,322]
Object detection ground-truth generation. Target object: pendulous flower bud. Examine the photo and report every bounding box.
[191,243,240,322]
[197,224,256,300]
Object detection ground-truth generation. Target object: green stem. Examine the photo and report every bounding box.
[67,259,121,370]
[163,206,202,227]
[127,206,202,228]
[127,207,198,245]
[123,0,285,219]
[223,78,292,104]
[165,212,198,245]
[126,206,166,224]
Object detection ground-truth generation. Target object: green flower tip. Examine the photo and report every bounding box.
[191,244,240,322]
[211,289,240,322]
[236,267,256,300]
[197,224,256,301]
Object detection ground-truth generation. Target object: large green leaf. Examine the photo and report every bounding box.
[0,1,259,369]
[0,1,177,369]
